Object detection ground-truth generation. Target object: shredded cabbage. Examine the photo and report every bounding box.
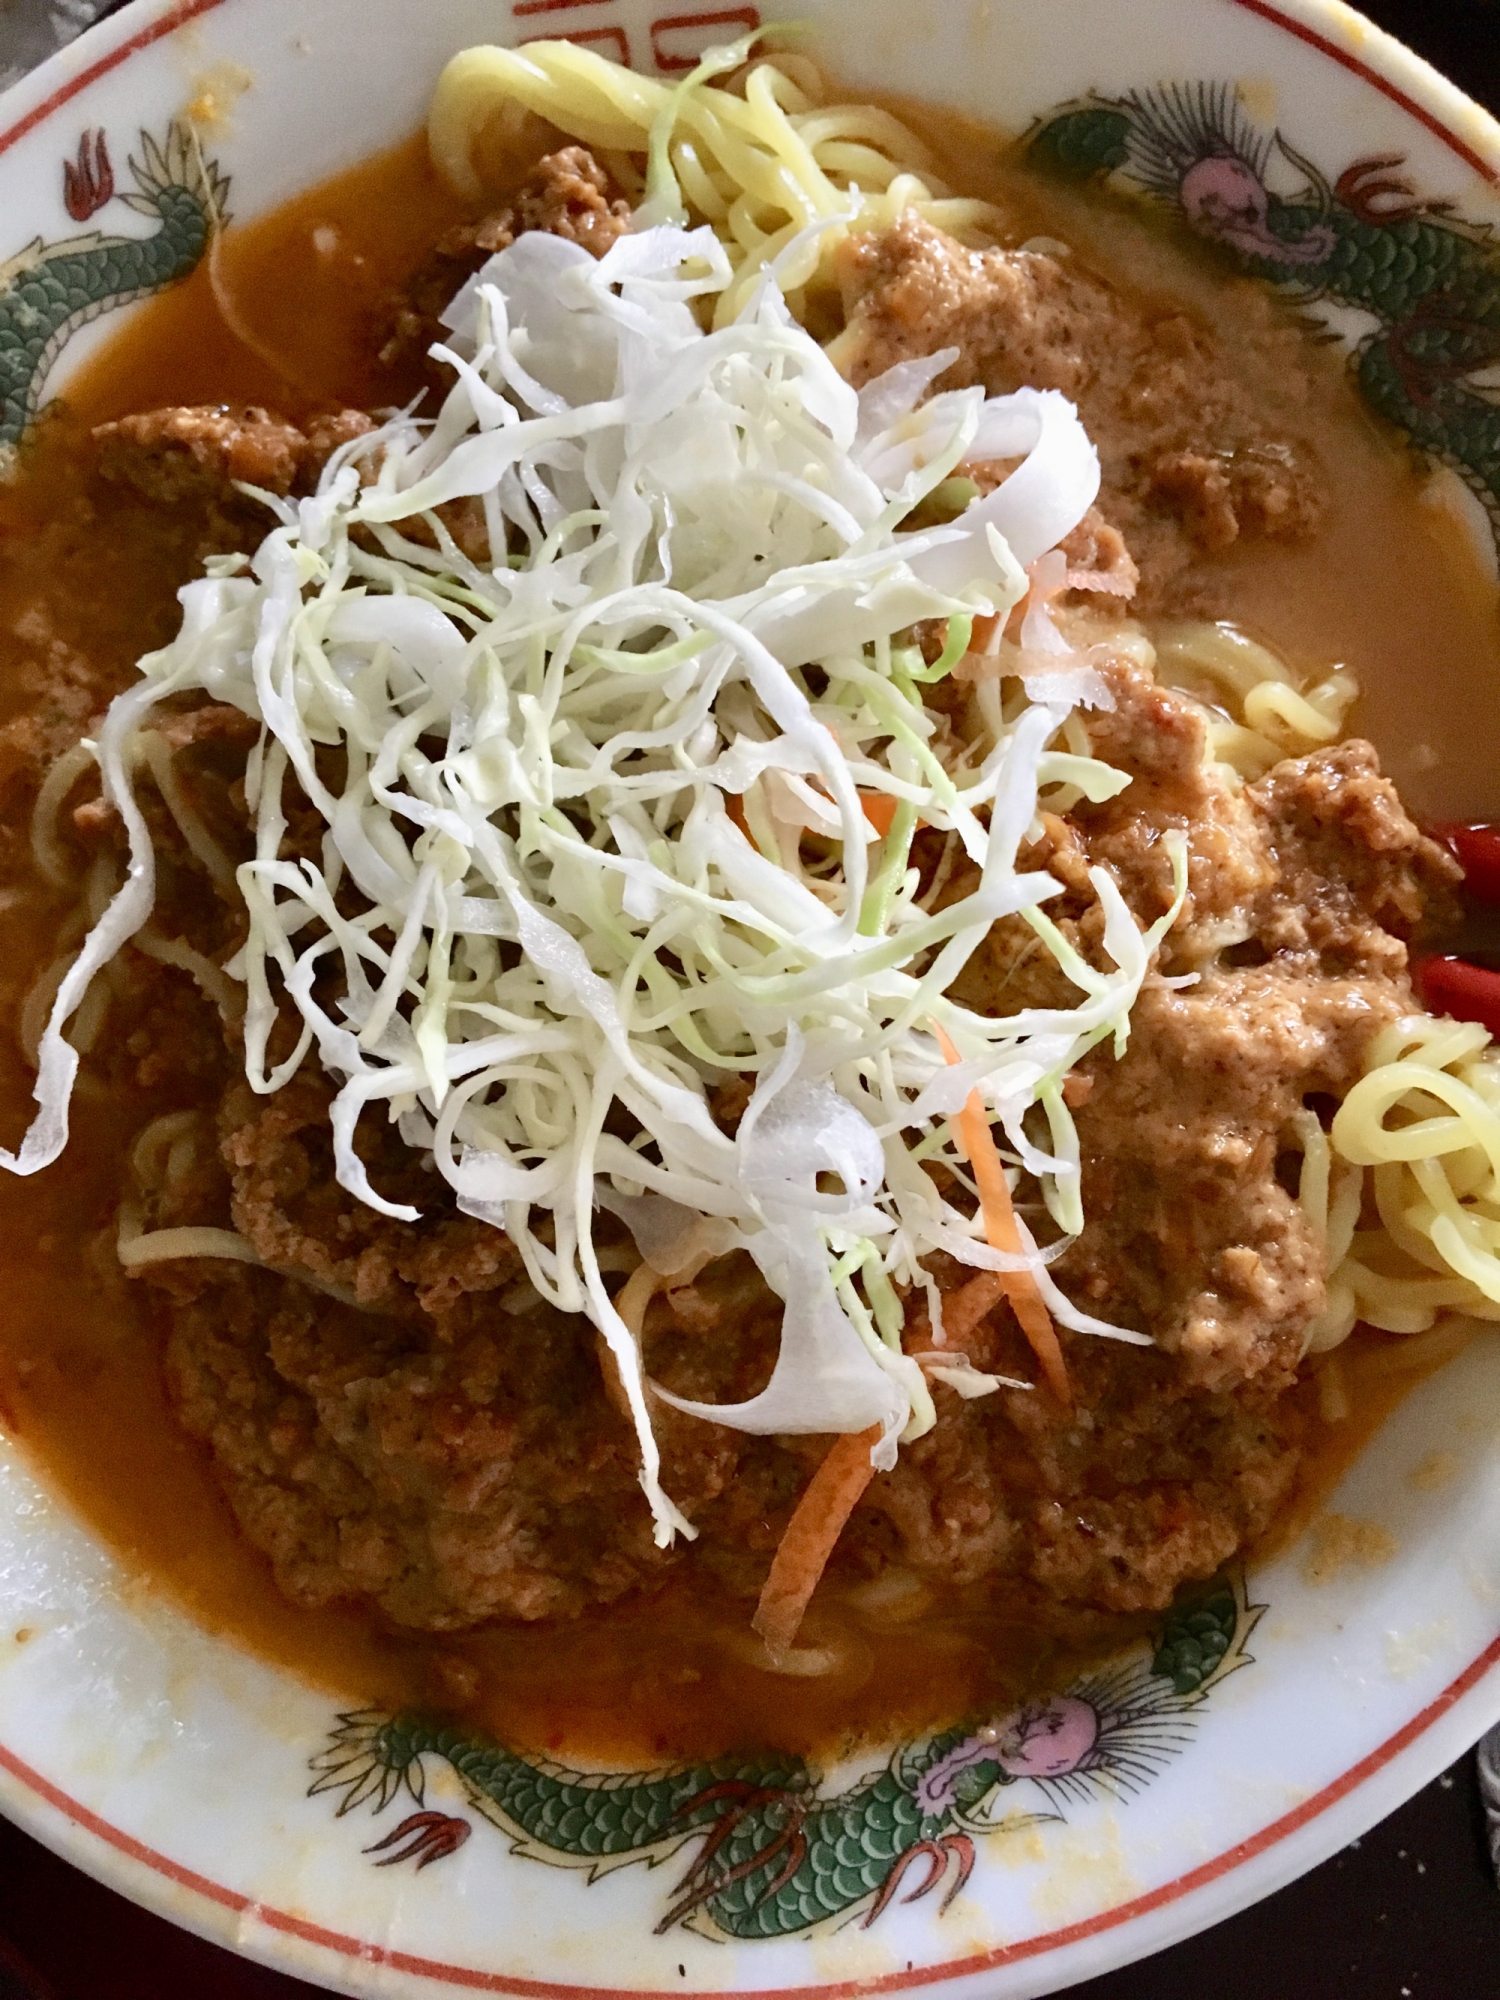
[6,218,1187,1543]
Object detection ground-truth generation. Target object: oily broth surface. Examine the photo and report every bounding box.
[0,118,1493,1765]
[904,101,1500,821]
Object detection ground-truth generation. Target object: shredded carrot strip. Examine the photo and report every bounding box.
[933,1025,1072,1407]
[939,1269,1008,1346]
[736,784,904,844]
[752,1425,882,1655]
[967,611,1002,658]
[859,790,899,838]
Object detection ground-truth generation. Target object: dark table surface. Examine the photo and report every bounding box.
[2,0,1500,1994]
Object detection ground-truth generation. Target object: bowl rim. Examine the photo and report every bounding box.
[3,1,1500,1996]
[5,0,1500,187]
[7,1636,1500,1998]
[1233,0,1500,185]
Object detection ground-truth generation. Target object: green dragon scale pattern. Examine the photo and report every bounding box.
[1024,91,1500,539]
[0,124,225,450]
[1232,203,1500,526]
[313,1580,1256,1941]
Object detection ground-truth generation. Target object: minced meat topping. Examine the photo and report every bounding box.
[0,150,1457,1640]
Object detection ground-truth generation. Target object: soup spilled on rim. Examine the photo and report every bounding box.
[0,45,1496,1769]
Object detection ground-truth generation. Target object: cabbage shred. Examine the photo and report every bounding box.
[8,219,1185,1544]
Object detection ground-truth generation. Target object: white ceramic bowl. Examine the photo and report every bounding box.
[3,3,1500,1994]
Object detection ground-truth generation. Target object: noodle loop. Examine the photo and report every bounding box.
[428,37,999,327]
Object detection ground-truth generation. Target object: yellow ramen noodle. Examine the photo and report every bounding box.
[428,35,999,326]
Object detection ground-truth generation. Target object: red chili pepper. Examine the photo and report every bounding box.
[1416,955,1500,1037]
[1431,823,1500,904]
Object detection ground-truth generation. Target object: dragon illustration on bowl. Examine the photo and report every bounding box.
[311,1576,1261,1941]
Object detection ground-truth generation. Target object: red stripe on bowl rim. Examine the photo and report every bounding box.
[1228,0,1500,181]
[2,1626,1499,1995]
[0,0,226,160]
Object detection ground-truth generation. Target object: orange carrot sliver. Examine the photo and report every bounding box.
[940,1269,1008,1347]
[752,1425,881,1655]
[933,1025,1072,1407]
[968,612,1001,657]
[859,790,899,838]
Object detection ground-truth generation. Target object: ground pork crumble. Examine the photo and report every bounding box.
[0,147,1459,1637]
[834,210,1327,612]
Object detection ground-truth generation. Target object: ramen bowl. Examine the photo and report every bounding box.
[2,1,1500,1995]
